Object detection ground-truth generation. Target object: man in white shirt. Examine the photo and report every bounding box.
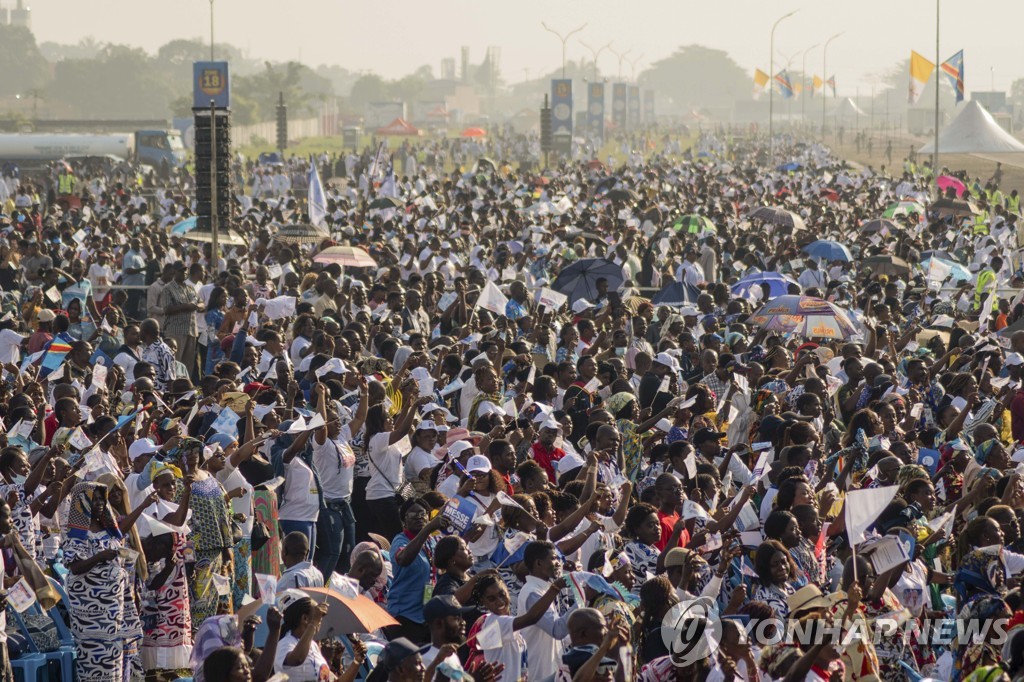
[798,259,829,292]
[278,531,324,591]
[420,596,474,674]
[517,541,574,682]
[675,249,706,287]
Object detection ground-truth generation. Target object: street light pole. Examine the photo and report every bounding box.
[541,22,587,78]
[800,43,820,125]
[580,40,611,82]
[822,32,843,138]
[209,0,215,60]
[609,47,631,81]
[933,0,940,175]
[769,9,797,160]
[627,53,644,82]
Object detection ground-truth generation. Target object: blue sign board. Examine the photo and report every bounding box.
[588,83,605,139]
[193,61,231,109]
[551,79,573,136]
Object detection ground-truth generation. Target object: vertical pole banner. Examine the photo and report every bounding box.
[612,83,627,130]
[643,90,655,124]
[627,85,641,130]
[588,82,605,139]
[550,79,573,136]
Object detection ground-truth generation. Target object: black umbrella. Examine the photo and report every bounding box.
[604,188,640,203]
[273,223,331,245]
[749,206,807,231]
[551,258,624,305]
[860,218,899,234]
[593,176,619,194]
[368,196,404,210]
[929,197,979,218]
[651,281,701,307]
[862,255,910,277]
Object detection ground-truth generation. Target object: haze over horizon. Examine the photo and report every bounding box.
[24,0,1024,94]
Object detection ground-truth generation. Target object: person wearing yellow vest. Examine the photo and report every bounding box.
[1007,190,1020,216]
[974,255,1002,313]
[57,169,76,196]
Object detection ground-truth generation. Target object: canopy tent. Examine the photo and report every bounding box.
[918,100,1024,154]
[375,118,421,136]
[833,98,866,120]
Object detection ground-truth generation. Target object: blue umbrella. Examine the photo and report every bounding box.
[651,281,701,307]
[777,162,801,172]
[731,272,798,300]
[802,240,853,262]
[921,256,972,283]
[170,216,197,235]
[551,258,624,306]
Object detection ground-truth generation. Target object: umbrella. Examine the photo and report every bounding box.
[461,127,487,138]
[551,258,625,305]
[802,240,853,262]
[730,272,798,300]
[673,214,717,235]
[651,281,701,307]
[368,196,404,210]
[776,162,802,172]
[475,157,497,171]
[921,249,959,263]
[921,256,972,283]
[937,175,967,198]
[748,295,859,340]
[603,188,640,203]
[929,197,980,218]
[862,255,910,277]
[882,201,925,219]
[748,206,807,231]
[300,586,398,635]
[180,230,247,247]
[273,223,331,245]
[593,176,619,194]
[169,216,197,235]
[859,218,899,234]
[314,246,378,268]
[587,159,607,171]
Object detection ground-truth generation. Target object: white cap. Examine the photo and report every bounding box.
[539,417,562,432]
[476,401,507,418]
[653,352,681,372]
[466,454,492,474]
[245,335,266,347]
[128,438,160,462]
[572,299,593,314]
[448,441,475,459]
[415,420,439,432]
[680,306,699,317]
[421,402,457,423]
[1006,353,1024,367]
[556,451,587,475]
[315,357,349,378]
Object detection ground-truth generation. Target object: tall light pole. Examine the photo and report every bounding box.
[822,32,843,138]
[933,0,940,175]
[209,0,215,60]
[800,43,820,124]
[580,40,611,82]
[769,9,797,159]
[541,22,587,78]
[609,46,631,81]
[627,53,644,82]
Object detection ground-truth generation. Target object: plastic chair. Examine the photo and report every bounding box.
[8,609,50,682]
[250,603,271,649]
[43,578,76,682]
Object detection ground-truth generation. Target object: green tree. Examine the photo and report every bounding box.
[638,45,749,111]
[0,25,50,98]
[348,74,389,108]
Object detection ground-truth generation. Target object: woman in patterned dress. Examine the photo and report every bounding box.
[61,482,129,682]
[175,440,236,628]
[97,473,158,682]
[141,461,194,675]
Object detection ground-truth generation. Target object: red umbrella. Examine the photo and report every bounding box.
[461,127,487,138]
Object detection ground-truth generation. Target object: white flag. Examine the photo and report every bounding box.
[308,160,328,228]
[476,281,509,317]
[476,614,504,650]
[845,485,899,546]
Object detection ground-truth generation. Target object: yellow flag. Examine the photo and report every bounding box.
[813,75,823,93]
[909,51,935,105]
[753,69,770,88]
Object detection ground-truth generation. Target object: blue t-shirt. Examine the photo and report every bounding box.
[386,530,435,624]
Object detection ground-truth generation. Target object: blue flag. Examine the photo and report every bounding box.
[307,158,327,228]
[940,50,965,104]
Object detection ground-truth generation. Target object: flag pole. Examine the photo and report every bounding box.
[933,0,940,182]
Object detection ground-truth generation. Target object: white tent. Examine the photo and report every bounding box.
[918,100,1024,154]
[834,98,866,118]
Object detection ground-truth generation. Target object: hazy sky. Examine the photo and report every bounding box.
[24,0,1024,94]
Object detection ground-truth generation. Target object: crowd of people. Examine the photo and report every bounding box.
[1,127,1024,682]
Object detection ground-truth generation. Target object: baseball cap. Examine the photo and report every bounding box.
[423,595,475,622]
[466,454,492,474]
[448,441,475,459]
[415,420,439,432]
[692,428,727,446]
[556,451,587,475]
[129,438,160,462]
[421,402,457,422]
[572,299,594,314]
[664,547,691,568]
[37,309,56,323]
[653,352,681,372]
[276,588,309,612]
[378,638,430,672]
[1006,353,1024,367]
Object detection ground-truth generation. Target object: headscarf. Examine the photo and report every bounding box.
[95,472,148,581]
[974,439,999,465]
[65,481,123,541]
[896,464,930,491]
[190,615,241,682]
[605,392,636,418]
[141,458,182,488]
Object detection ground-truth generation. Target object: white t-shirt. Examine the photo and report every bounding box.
[404,445,438,481]
[274,633,331,682]
[312,426,355,501]
[88,263,114,298]
[365,432,407,501]
[290,336,312,365]
[466,493,500,559]
[279,457,320,522]
[476,613,527,682]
